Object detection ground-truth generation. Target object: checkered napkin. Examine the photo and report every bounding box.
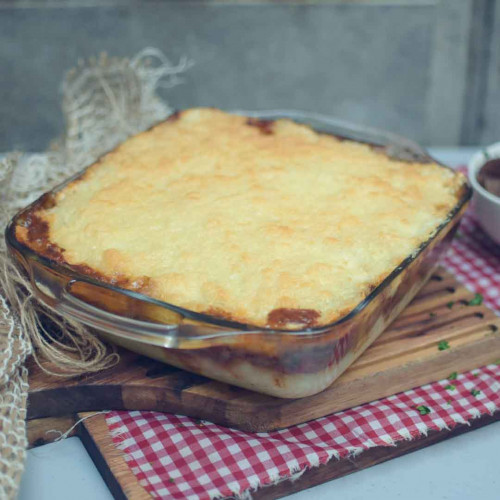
[442,206,500,311]
[106,178,500,500]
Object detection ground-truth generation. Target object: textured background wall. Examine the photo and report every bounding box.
[1,0,498,150]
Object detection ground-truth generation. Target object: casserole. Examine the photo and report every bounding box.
[6,109,471,398]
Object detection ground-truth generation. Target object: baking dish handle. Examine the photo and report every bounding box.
[59,280,247,348]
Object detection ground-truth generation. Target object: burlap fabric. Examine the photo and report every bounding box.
[0,48,191,498]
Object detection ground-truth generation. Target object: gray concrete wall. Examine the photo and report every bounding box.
[1,0,498,150]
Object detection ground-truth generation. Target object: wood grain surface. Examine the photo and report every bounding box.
[27,269,500,432]
[78,412,151,500]
[27,415,77,448]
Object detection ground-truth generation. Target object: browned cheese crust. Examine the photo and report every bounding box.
[15,108,466,329]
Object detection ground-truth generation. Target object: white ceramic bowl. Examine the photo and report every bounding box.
[468,144,500,245]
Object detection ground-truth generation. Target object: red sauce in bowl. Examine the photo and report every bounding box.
[477,159,500,198]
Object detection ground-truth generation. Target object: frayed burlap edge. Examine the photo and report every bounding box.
[0,48,191,498]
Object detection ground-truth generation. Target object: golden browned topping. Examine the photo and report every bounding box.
[17,108,466,328]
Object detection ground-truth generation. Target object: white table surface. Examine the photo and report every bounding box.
[18,148,499,500]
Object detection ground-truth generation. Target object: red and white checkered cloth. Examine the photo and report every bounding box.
[442,207,500,311]
[106,171,500,500]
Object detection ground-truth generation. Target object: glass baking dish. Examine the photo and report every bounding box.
[5,111,471,398]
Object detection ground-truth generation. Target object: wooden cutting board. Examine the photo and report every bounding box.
[27,411,499,500]
[27,269,500,432]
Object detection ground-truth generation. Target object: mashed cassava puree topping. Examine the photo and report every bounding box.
[17,108,465,328]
